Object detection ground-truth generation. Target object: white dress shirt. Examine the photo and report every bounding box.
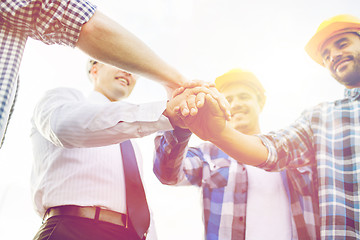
[30,88,172,220]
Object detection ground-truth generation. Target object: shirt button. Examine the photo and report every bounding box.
[239,216,244,222]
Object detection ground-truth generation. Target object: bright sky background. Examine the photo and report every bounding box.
[0,0,359,239]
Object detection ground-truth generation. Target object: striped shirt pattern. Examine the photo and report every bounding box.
[31,89,172,217]
[259,88,360,239]
[0,0,96,147]
[154,128,319,240]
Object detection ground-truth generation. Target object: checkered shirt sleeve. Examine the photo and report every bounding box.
[257,109,316,172]
[153,128,202,186]
[0,0,96,147]
[1,0,96,46]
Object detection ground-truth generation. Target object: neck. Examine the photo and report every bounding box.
[94,89,124,102]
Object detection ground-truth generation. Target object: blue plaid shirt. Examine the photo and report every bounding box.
[154,127,319,240]
[0,0,96,147]
[259,88,360,239]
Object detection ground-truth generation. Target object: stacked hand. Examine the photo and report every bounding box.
[164,80,230,141]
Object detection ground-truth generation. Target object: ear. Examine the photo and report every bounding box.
[89,64,99,81]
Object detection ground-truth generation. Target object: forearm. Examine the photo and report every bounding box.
[211,125,268,166]
[77,11,187,90]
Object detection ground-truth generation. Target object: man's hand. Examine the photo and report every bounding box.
[164,86,215,128]
[172,80,231,121]
[180,94,227,141]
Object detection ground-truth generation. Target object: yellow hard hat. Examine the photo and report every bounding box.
[305,14,360,66]
[215,68,266,107]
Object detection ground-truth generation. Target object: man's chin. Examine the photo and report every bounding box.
[333,58,360,87]
[335,72,360,87]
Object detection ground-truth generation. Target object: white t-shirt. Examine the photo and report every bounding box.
[245,165,292,240]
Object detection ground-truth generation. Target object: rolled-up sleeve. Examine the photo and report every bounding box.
[256,110,316,171]
[0,0,97,47]
[0,0,97,147]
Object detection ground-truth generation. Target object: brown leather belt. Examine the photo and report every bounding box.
[43,205,128,227]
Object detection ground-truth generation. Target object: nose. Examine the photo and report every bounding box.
[118,70,132,77]
[230,98,244,110]
[124,71,132,77]
[329,48,343,64]
[125,71,137,80]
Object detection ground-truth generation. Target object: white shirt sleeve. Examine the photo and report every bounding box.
[31,88,173,148]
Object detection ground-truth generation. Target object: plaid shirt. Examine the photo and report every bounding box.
[259,88,360,239]
[0,0,96,147]
[154,127,319,240]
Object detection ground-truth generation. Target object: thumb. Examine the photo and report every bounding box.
[205,94,223,116]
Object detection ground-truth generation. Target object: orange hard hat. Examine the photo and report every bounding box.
[215,68,266,107]
[305,14,360,66]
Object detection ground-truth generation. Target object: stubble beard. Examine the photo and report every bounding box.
[333,53,360,87]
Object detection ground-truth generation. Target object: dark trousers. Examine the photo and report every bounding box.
[33,215,142,240]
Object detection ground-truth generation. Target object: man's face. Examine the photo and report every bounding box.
[321,32,360,88]
[221,84,262,135]
[91,63,137,101]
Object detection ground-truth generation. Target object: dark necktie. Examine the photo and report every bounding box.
[120,140,150,239]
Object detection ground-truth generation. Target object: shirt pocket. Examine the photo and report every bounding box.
[202,158,231,189]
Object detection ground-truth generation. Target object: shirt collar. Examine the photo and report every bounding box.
[344,88,360,101]
[88,90,111,103]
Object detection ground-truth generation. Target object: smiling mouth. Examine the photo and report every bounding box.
[333,57,353,73]
[115,77,129,85]
[232,111,247,117]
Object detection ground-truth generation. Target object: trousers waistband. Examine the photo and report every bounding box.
[44,205,128,227]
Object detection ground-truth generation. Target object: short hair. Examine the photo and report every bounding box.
[87,59,98,82]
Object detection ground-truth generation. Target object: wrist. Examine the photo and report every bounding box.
[163,101,185,129]
[163,71,188,90]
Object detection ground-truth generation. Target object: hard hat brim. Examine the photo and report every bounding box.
[305,22,360,66]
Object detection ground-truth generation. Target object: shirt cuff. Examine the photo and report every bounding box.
[172,127,192,143]
[88,100,168,131]
[255,134,278,170]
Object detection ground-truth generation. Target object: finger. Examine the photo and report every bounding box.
[174,107,187,120]
[186,94,198,116]
[184,86,212,95]
[208,87,231,120]
[191,79,215,88]
[216,95,231,120]
[172,87,185,98]
[179,101,190,117]
[174,106,180,114]
[182,80,206,88]
[201,82,215,88]
[181,81,199,89]
[195,92,206,108]
[207,82,215,87]
[205,94,223,115]
[181,80,215,91]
